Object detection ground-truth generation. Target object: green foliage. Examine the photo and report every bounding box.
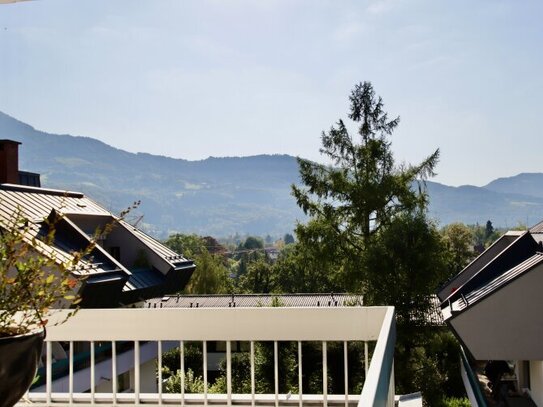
[292,81,439,257]
[283,233,295,245]
[270,243,341,293]
[163,368,205,394]
[165,233,207,258]
[162,342,204,379]
[165,233,233,294]
[185,249,232,294]
[440,223,476,278]
[468,221,502,249]
[237,259,273,293]
[364,212,448,325]
[289,82,466,402]
[241,236,264,251]
[442,397,471,407]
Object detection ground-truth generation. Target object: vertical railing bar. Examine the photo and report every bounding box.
[298,341,303,407]
[203,340,208,407]
[135,341,140,404]
[344,341,348,407]
[90,341,95,404]
[112,341,117,403]
[46,341,52,404]
[364,341,369,376]
[274,340,279,407]
[322,341,328,407]
[180,340,185,407]
[227,341,232,406]
[69,341,74,404]
[158,340,163,405]
[250,341,255,407]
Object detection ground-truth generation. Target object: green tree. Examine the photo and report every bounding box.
[165,233,206,258]
[164,233,232,294]
[271,243,341,293]
[364,211,448,325]
[484,220,494,239]
[185,249,232,294]
[441,223,476,277]
[283,233,295,245]
[292,81,439,290]
[241,236,264,251]
[237,258,273,293]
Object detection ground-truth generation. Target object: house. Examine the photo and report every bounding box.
[0,139,196,307]
[439,225,543,406]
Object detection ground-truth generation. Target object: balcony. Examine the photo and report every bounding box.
[16,306,396,407]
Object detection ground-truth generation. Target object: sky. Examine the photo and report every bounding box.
[0,0,542,187]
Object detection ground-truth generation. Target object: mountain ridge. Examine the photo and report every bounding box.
[1,110,543,237]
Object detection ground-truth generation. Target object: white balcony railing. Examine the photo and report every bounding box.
[16,306,396,407]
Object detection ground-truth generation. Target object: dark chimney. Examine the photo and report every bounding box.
[0,140,21,184]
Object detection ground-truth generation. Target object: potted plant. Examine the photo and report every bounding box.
[0,204,135,407]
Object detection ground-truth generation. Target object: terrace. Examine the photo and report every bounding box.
[16,305,397,407]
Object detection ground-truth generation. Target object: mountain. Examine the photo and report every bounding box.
[426,181,543,228]
[484,173,543,199]
[0,111,303,237]
[1,110,543,237]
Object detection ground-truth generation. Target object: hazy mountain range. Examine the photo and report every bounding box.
[1,110,543,238]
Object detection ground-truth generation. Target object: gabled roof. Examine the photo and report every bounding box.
[440,231,539,306]
[448,252,543,315]
[437,231,524,301]
[0,183,195,306]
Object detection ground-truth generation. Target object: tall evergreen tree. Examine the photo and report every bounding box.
[292,81,439,288]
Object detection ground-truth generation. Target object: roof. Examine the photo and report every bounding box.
[0,183,194,306]
[530,219,543,233]
[451,252,543,314]
[119,219,185,264]
[0,183,110,220]
[145,293,364,308]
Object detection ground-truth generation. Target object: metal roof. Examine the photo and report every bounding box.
[0,184,110,222]
[119,219,183,263]
[452,252,543,313]
[530,219,543,233]
[0,183,192,304]
[145,293,364,308]
[124,268,166,291]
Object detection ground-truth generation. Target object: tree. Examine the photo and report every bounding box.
[283,233,295,245]
[164,233,206,258]
[237,259,273,293]
[164,233,232,294]
[292,81,439,289]
[441,223,476,277]
[364,211,448,325]
[485,220,494,239]
[271,243,342,293]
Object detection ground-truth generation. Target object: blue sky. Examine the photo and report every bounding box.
[0,0,542,186]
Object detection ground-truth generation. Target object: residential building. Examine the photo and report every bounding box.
[0,139,196,307]
[439,225,543,406]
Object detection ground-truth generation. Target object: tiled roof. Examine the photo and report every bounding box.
[145,293,364,308]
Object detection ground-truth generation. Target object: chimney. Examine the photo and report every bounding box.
[0,140,21,184]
